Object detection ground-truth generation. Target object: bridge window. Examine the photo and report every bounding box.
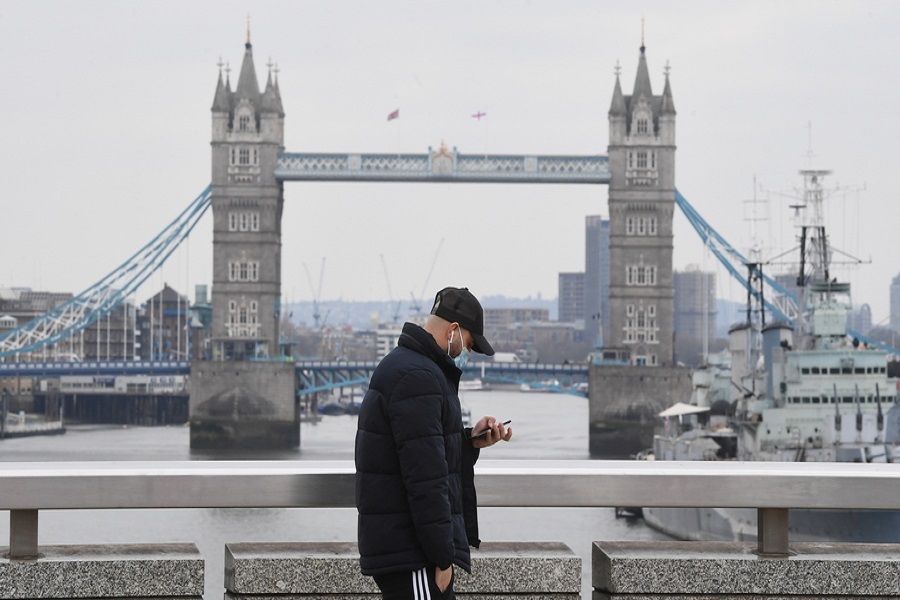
[239,115,250,131]
[623,303,660,346]
[636,118,648,135]
[637,152,648,169]
[626,265,657,286]
[626,217,635,235]
[239,148,250,165]
[229,211,261,232]
[228,261,260,282]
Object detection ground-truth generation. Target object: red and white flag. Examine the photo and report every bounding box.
[471,110,487,120]
[387,108,399,121]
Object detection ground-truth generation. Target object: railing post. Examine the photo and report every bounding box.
[757,507,789,556]
[10,509,39,559]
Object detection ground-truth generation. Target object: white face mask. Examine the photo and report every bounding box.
[448,328,470,369]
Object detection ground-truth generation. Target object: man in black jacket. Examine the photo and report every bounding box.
[355,286,512,600]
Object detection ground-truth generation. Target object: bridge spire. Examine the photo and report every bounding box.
[632,42,653,101]
[235,34,261,104]
[609,61,626,117]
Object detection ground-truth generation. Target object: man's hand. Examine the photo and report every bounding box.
[435,565,452,592]
[471,415,513,449]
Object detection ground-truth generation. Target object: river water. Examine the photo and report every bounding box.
[0,389,668,599]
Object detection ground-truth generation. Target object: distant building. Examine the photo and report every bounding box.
[483,307,549,331]
[673,266,717,364]
[137,284,191,360]
[848,303,872,337]
[891,273,900,334]
[584,216,610,347]
[486,320,585,363]
[558,272,585,324]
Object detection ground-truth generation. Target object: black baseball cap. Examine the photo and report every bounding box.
[430,286,495,356]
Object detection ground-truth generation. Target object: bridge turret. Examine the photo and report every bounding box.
[658,68,676,146]
[211,66,231,142]
[608,69,627,143]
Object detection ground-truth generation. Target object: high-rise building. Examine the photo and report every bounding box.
[673,266,717,364]
[584,216,610,347]
[891,273,900,334]
[210,33,286,361]
[848,303,872,337]
[606,44,676,366]
[558,272,585,324]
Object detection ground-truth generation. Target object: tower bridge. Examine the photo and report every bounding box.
[209,37,675,369]
[9,32,840,449]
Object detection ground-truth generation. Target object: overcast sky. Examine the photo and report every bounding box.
[2,1,897,324]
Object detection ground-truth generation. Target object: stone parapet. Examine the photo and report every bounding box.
[593,540,900,599]
[225,541,580,599]
[0,543,203,599]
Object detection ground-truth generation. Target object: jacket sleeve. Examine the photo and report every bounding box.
[461,428,481,547]
[387,369,455,569]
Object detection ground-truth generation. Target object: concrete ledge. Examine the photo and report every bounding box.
[226,541,580,598]
[0,543,203,599]
[593,541,900,597]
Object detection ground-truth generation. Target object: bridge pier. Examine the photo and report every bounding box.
[588,365,692,458]
[189,360,299,450]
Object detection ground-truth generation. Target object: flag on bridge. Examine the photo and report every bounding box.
[387,108,399,121]
[471,110,487,120]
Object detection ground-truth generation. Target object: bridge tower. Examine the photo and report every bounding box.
[209,32,285,360]
[606,44,676,366]
[190,33,297,450]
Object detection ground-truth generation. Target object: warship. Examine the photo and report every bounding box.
[643,169,900,542]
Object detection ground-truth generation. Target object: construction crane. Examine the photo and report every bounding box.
[302,257,329,329]
[380,254,402,323]
[409,238,445,314]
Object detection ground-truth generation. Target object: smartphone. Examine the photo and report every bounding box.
[471,419,511,438]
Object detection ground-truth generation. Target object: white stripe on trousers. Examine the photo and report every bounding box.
[412,567,432,600]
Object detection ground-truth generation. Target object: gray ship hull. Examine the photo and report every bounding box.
[644,506,900,543]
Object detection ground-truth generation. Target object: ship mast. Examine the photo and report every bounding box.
[795,169,832,289]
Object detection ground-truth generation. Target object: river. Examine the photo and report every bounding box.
[0,388,669,599]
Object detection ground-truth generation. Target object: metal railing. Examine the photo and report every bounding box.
[3,459,900,560]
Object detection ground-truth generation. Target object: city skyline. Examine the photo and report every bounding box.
[2,1,898,322]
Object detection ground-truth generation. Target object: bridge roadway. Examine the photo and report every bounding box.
[0,359,588,396]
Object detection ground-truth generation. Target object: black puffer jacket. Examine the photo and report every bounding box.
[355,322,480,576]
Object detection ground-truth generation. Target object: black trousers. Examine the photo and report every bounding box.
[373,565,454,600]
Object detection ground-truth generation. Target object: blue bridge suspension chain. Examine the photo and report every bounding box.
[0,185,212,359]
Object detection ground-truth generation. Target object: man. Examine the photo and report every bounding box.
[355,286,512,600]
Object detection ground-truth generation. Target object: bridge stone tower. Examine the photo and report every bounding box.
[190,34,298,450]
[588,44,690,458]
[209,34,285,361]
[606,44,676,367]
